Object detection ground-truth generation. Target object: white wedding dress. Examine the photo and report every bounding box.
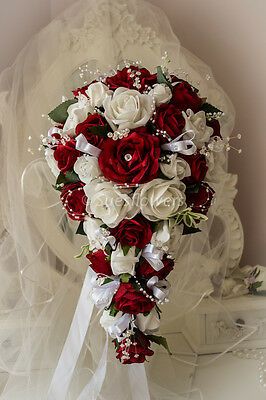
[0,1,240,399]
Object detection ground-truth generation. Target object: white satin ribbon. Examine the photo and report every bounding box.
[147,276,170,302]
[142,244,165,271]
[47,268,95,400]
[161,130,196,155]
[128,364,151,400]
[75,133,102,157]
[77,334,109,400]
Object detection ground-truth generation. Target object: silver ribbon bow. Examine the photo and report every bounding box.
[75,133,102,157]
[147,276,170,302]
[108,313,132,341]
[161,130,196,155]
[142,244,165,271]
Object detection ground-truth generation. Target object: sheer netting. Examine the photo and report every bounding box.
[0,1,244,399]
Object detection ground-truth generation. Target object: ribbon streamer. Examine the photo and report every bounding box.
[142,244,165,271]
[75,133,102,157]
[161,130,196,155]
[47,268,95,400]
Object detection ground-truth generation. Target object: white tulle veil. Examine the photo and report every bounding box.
[0,0,241,399]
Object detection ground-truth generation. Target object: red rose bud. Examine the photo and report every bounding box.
[105,66,157,92]
[137,256,174,280]
[86,250,113,276]
[75,113,107,149]
[207,119,222,139]
[114,330,154,364]
[54,139,81,173]
[72,84,89,97]
[110,215,152,249]
[171,81,202,112]
[181,152,208,184]
[186,182,215,215]
[60,182,87,221]
[113,283,155,314]
[155,103,185,142]
[98,128,160,184]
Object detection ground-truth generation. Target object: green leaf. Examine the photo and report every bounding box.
[147,335,172,356]
[182,225,201,235]
[109,304,119,317]
[186,183,201,194]
[76,221,86,236]
[156,66,172,90]
[65,170,79,183]
[48,99,78,124]
[120,273,131,283]
[135,247,142,257]
[201,102,223,119]
[122,245,131,256]
[103,277,113,285]
[89,125,110,137]
[74,244,90,259]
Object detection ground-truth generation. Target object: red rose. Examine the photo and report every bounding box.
[113,283,154,314]
[171,81,202,112]
[75,113,107,149]
[105,66,157,92]
[186,182,215,215]
[98,128,160,184]
[72,84,89,97]
[114,330,154,364]
[181,152,208,184]
[54,139,81,173]
[60,182,87,221]
[86,250,113,276]
[155,103,185,141]
[137,256,174,280]
[110,215,152,249]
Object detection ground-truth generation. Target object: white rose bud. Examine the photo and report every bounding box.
[100,311,131,339]
[149,83,172,106]
[135,310,160,333]
[134,178,186,221]
[111,244,140,276]
[160,154,191,180]
[63,94,93,135]
[74,154,101,184]
[85,82,112,109]
[182,109,213,149]
[103,87,154,130]
[45,148,60,177]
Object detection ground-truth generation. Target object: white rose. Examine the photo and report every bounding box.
[44,148,60,177]
[83,216,114,250]
[167,220,183,256]
[135,310,160,333]
[84,179,139,228]
[160,154,191,179]
[100,311,131,339]
[63,94,93,135]
[134,178,186,221]
[182,109,213,149]
[85,82,112,109]
[111,244,140,276]
[149,83,172,106]
[73,154,101,183]
[103,87,154,130]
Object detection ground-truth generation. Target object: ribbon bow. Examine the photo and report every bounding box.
[142,244,165,271]
[107,313,132,340]
[90,277,120,309]
[75,133,102,157]
[161,130,196,155]
[147,276,170,303]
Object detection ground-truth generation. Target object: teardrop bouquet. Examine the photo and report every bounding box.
[42,60,224,364]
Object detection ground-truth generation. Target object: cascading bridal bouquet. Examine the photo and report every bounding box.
[43,60,222,364]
